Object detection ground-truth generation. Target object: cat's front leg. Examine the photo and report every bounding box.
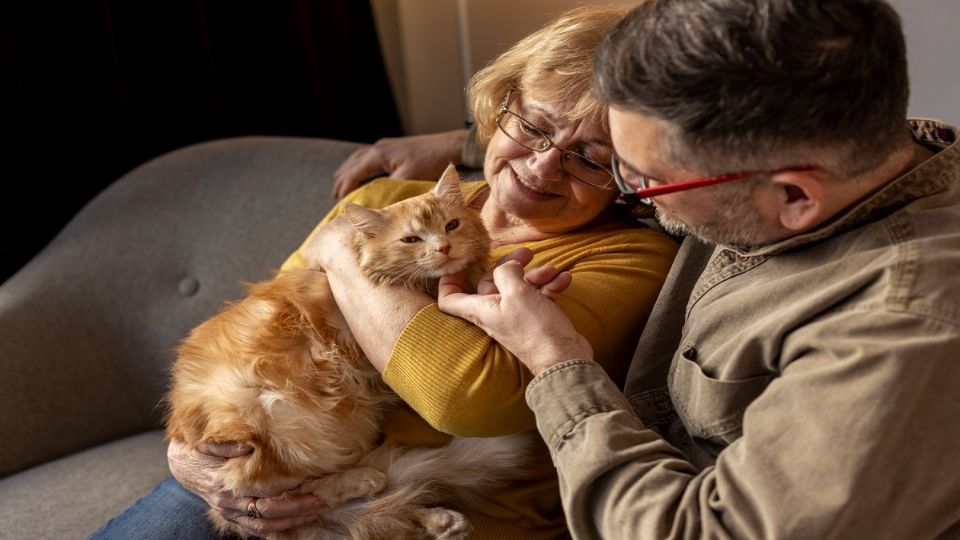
[300,467,387,508]
[413,507,472,540]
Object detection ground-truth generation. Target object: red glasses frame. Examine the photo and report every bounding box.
[611,154,816,205]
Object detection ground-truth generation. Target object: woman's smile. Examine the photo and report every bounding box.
[509,166,561,201]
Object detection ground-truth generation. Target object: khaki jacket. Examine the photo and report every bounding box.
[526,119,960,539]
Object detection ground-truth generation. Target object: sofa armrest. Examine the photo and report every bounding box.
[0,137,363,478]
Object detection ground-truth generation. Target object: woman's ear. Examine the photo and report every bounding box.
[770,170,827,232]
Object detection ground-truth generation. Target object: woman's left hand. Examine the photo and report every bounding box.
[167,439,323,536]
[438,248,594,376]
[302,215,354,272]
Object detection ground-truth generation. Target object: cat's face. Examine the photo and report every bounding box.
[345,166,491,286]
[373,196,485,277]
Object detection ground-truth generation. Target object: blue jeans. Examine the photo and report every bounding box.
[89,477,246,539]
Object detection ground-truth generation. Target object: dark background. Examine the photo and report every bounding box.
[1,1,402,284]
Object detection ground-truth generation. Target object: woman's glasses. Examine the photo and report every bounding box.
[496,94,615,190]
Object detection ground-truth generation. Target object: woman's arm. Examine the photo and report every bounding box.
[301,215,433,371]
[380,228,676,436]
[284,181,678,437]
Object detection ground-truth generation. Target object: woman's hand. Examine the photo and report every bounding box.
[167,439,325,536]
[301,215,355,272]
[438,248,594,377]
[332,129,469,199]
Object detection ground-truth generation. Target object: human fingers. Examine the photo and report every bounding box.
[523,265,561,288]
[490,260,535,297]
[220,495,323,537]
[333,146,384,199]
[476,248,534,295]
[522,266,572,300]
[496,247,534,267]
[438,271,467,298]
[302,215,353,270]
[538,270,572,300]
[437,272,502,327]
[232,514,321,537]
[216,493,324,520]
[167,440,232,507]
[197,441,253,459]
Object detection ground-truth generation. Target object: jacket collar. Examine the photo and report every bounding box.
[729,119,960,257]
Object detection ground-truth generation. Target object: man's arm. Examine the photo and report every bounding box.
[440,262,960,539]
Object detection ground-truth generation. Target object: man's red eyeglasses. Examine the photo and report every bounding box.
[611,154,816,206]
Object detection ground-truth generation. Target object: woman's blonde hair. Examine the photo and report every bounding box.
[467,4,631,146]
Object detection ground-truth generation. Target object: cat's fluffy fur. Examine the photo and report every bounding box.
[165,166,533,539]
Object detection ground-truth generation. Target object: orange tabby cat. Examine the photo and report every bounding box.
[165,166,533,539]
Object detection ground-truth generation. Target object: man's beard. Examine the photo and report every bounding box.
[653,190,773,250]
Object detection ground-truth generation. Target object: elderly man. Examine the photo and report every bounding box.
[439,0,960,538]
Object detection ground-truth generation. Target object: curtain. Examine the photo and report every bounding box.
[0,0,401,283]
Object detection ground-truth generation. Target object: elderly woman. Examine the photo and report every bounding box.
[93,5,677,539]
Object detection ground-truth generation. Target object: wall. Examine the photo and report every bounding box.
[372,0,960,135]
[895,0,960,122]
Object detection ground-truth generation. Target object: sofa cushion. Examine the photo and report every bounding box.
[0,430,168,538]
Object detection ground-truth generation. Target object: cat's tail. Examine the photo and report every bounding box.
[375,433,536,500]
[326,433,536,538]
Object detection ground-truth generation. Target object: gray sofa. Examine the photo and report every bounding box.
[0,137,365,538]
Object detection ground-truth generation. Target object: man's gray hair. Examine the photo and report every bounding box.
[593,0,911,177]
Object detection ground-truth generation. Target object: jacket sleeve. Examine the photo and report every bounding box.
[527,309,960,539]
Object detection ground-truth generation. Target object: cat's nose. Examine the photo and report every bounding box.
[436,244,451,255]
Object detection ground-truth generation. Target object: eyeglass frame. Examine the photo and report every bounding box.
[611,153,817,206]
[495,92,616,190]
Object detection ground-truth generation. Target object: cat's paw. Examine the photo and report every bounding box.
[414,507,472,540]
[302,467,387,508]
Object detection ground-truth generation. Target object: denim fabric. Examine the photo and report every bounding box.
[89,477,242,540]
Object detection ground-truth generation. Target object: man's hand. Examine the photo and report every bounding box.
[167,439,325,536]
[332,129,469,199]
[438,248,593,377]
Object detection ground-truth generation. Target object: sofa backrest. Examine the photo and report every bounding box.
[0,136,361,477]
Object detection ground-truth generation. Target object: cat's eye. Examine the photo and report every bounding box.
[400,236,422,243]
[445,219,459,232]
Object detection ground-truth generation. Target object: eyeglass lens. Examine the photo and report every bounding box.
[497,110,613,188]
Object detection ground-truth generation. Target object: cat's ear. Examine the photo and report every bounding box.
[343,203,384,238]
[432,163,464,205]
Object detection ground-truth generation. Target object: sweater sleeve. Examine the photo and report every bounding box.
[383,225,679,437]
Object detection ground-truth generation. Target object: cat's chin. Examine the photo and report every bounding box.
[431,260,470,277]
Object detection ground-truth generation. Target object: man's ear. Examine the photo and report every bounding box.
[770,170,827,232]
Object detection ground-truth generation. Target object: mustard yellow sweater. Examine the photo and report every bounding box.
[282,179,678,538]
